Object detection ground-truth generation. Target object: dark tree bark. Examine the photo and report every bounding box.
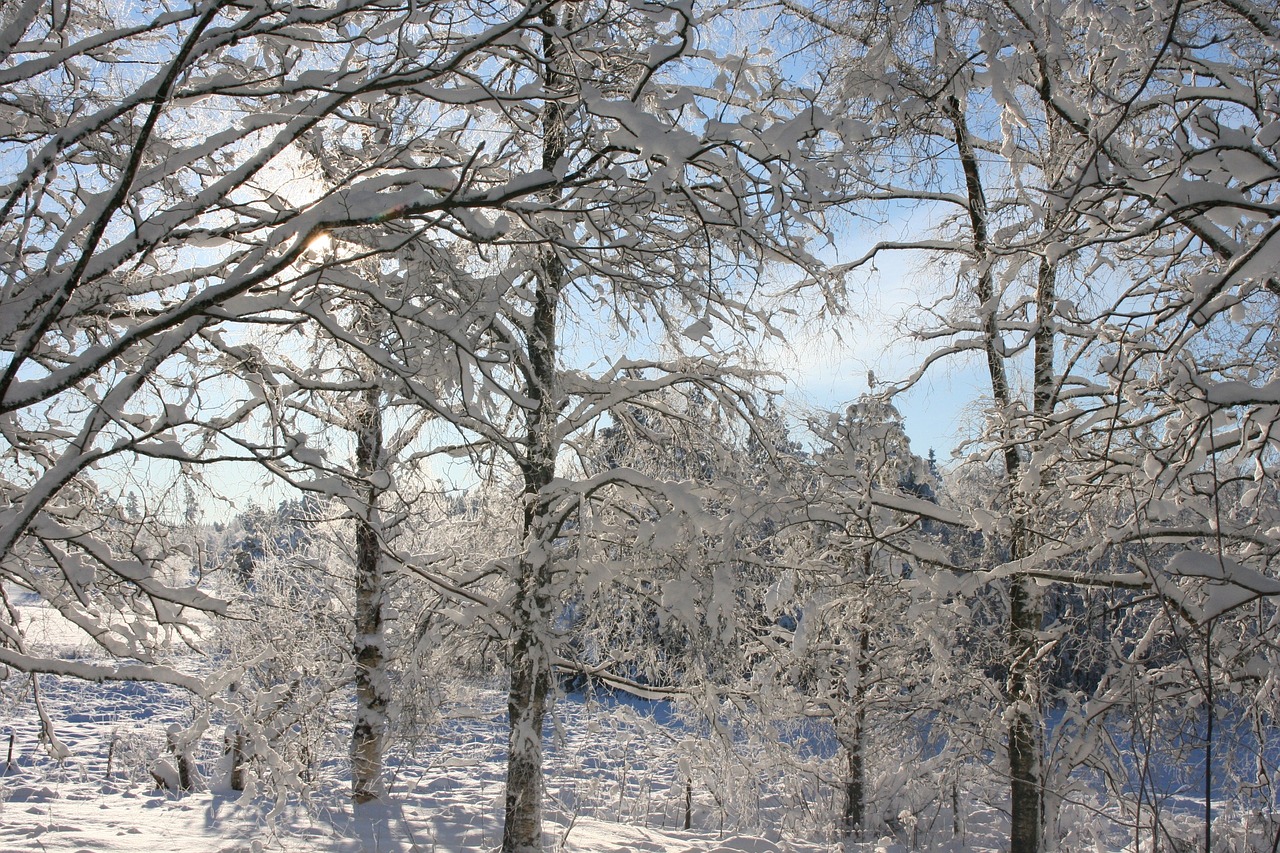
[501,5,569,850]
[841,550,874,838]
[842,624,871,836]
[945,93,1045,853]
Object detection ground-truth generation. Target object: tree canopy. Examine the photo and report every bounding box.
[2,1,1279,851]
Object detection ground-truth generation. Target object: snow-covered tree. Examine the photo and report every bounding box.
[771,0,1280,849]
[1,10,848,838]
[209,503,351,799]
[0,0,566,704]
[323,3,850,847]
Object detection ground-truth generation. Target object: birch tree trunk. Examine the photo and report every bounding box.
[352,379,388,803]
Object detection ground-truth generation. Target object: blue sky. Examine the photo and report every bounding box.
[775,332,985,464]
[759,230,988,467]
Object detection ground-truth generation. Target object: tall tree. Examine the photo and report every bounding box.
[0,0,568,699]
[773,0,1280,849]
[217,1,848,847]
[794,398,940,837]
[482,2,843,838]
[502,4,569,845]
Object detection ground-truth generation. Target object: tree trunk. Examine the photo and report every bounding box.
[503,531,554,852]
[1008,573,1042,853]
[227,725,246,792]
[352,380,388,803]
[843,718,866,836]
[502,7,568,850]
[945,93,1044,853]
[843,555,873,837]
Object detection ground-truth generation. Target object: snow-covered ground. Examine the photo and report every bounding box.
[0,597,1247,852]
[0,676,831,853]
[0,597,835,852]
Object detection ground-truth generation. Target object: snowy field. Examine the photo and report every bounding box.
[0,676,831,853]
[0,597,1253,853]
[0,597,937,852]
